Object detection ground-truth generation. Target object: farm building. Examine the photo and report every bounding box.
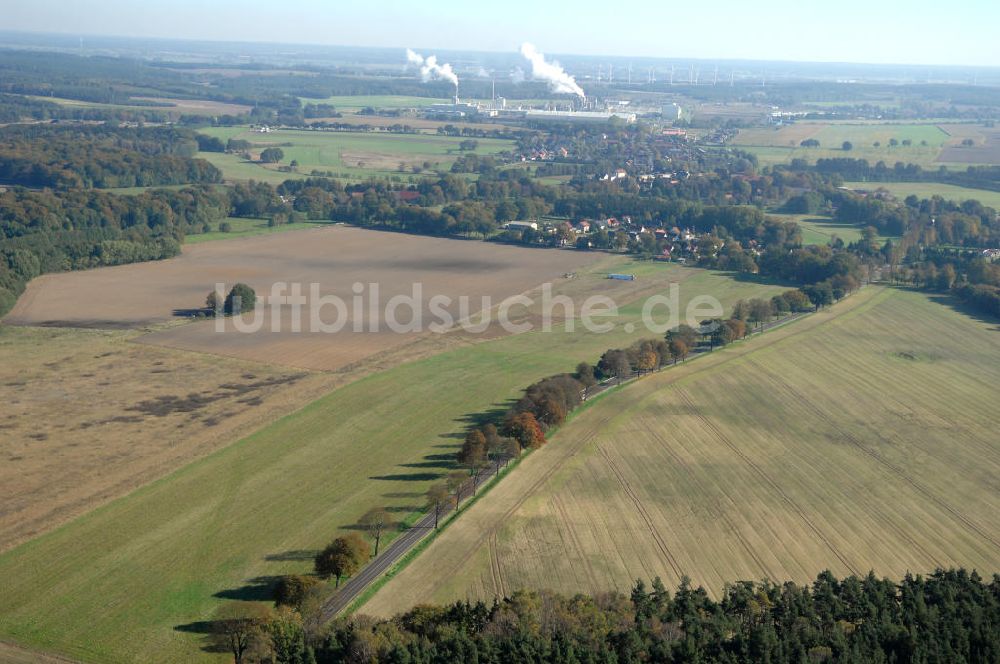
[505,221,539,231]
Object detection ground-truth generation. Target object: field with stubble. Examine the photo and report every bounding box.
[364,287,1000,616]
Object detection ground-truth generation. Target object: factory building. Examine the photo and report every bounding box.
[427,96,481,118]
[521,109,636,124]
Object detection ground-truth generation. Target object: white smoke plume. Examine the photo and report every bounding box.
[519,43,585,98]
[405,48,459,89]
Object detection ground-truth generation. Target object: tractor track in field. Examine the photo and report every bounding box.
[746,361,947,566]
[598,446,684,580]
[750,361,1000,555]
[488,531,509,599]
[676,390,862,577]
[552,492,602,591]
[643,423,777,578]
[716,506,778,579]
[423,411,619,600]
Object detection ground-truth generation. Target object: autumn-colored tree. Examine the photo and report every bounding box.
[666,323,700,350]
[426,482,450,529]
[781,289,813,312]
[273,575,320,610]
[637,350,658,375]
[458,429,487,470]
[314,533,370,588]
[719,318,746,344]
[358,507,394,557]
[732,318,748,340]
[668,338,689,364]
[502,411,546,449]
[534,396,567,427]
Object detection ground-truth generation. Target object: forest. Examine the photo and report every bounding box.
[0,185,229,312]
[221,569,1000,664]
[0,124,222,188]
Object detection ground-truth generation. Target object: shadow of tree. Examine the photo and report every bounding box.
[174,620,216,634]
[173,620,228,655]
[399,459,454,469]
[213,575,281,602]
[369,472,442,482]
[453,398,519,430]
[264,549,317,562]
[172,307,212,318]
[926,290,1000,330]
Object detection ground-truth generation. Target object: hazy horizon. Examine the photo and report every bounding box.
[6,0,1000,69]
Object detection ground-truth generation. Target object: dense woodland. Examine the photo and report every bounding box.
[0,186,228,312]
[212,569,1000,664]
[0,124,222,188]
[319,569,1000,664]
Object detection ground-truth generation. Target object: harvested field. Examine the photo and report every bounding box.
[364,287,1000,615]
[128,97,252,116]
[5,227,601,371]
[0,325,336,551]
[936,124,1000,164]
[27,95,250,117]
[0,261,783,663]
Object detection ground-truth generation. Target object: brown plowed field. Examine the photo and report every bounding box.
[6,226,601,371]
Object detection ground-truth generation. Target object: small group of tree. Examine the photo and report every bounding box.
[210,600,316,664]
[799,138,820,147]
[458,424,518,479]
[899,251,1000,318]
[260,147,285,163]
[731,297,776,331]
[206,283,257,316]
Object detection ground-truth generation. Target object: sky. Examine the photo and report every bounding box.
[6,0,1000,68]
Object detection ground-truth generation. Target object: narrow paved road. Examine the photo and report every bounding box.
[316,462,501,621]
[316,309,812,621]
